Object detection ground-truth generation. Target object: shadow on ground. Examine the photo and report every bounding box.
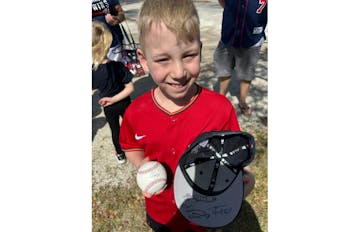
[198,62,267,125]
[92,90,107,141]
[223,201,263,232]
[130,75,156,99]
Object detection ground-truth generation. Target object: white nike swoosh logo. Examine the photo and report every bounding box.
[135,134,146,140]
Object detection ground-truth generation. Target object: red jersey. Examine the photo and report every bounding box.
[120,85,240,231]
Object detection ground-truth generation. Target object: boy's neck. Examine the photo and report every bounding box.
[154,84,199,113]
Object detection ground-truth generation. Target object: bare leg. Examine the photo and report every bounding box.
[239,80,251,105]
[219,76,231,95]
[239,80,252,116]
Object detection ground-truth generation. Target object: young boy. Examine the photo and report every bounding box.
[120,0,254,231]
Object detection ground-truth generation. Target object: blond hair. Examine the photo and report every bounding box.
[92,20,113,70]
[138,0,200,49]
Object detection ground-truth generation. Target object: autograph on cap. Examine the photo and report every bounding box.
[181,193,233,219]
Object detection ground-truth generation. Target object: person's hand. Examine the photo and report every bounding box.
[136,157,167,198]
[105,13,113,24]
[98,97,115,107]
[242,168,251,184]
[142,184,167,198]
[243,173,250,184]
[105,13,122,26]
[137,156,150,169]
[242,167,255,198]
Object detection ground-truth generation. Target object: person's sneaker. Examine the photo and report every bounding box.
[115,152,127,164]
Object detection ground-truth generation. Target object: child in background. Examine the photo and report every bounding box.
[120,0,255,231]
[92,20,134,164]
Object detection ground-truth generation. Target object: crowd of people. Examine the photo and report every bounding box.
[92,0,267,231]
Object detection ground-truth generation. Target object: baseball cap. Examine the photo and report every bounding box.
[174,130,255,228]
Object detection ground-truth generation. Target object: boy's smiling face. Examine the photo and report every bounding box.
[137,22,201,106]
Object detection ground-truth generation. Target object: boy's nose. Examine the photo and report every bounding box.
[171,60,185,79]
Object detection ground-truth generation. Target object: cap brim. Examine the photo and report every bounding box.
[174,165,244,228]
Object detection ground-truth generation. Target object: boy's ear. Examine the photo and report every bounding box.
[136,48,149,73]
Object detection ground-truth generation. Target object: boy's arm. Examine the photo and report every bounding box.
[98,82,134,107]
[124,150,149,169]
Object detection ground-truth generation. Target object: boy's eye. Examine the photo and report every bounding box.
[154,58,169,63]
[184,53,198,59]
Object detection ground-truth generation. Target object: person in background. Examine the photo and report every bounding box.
[214,0,267,116]
[92,0,126,61]
[92,20,134,164]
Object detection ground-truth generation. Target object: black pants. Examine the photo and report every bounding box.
[146,213,195,232]
[146,213,171,232]
[103,97,131,154]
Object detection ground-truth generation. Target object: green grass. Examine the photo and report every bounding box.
[92,129,267,232]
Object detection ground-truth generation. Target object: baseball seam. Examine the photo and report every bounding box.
[138,162,160,175]
[144,178,167,193]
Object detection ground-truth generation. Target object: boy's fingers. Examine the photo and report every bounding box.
[242,173,250,183]
[142,191,153,198]
[142,184,167,198]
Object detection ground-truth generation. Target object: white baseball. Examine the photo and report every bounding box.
[136,161,167,195]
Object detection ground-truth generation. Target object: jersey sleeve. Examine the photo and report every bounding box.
[119,107,144,152]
